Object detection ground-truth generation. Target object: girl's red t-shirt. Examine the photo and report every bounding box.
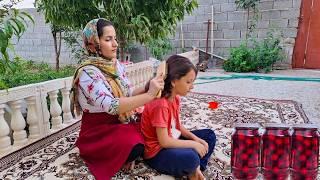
[141,96,181,159]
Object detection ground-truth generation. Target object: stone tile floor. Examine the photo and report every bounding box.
[194,69,320,124]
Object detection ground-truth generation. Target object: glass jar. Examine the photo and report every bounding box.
[231,123,261,179]
[262,123,290,180]
[291,124,319,180]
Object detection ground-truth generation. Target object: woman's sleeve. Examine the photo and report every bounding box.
[78,67,120,115]
[118,61,133,96]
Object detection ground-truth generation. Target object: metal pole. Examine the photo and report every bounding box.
[206,19,211,60]
[211,5,214,55]
[180,22,184,51]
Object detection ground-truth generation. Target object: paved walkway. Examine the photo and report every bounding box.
[193,69,320,124]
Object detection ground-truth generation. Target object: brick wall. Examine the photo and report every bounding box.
[12,8,76,66]
[170,0,302,66]
[13,0,302,66]
[13,8,149,65]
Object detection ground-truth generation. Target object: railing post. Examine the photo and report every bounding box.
[8,100,28,146]
[149,64,154,79]
[61,87,74,124]
[143,63,149,85]
[135,68,140,88]
[0,104,12,153]
[127,70,132,88]
[40,86,51,135]
[48,90,63,130]
[138,69,143,88]
[25,96,41,139]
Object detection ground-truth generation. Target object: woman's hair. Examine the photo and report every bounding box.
[97,19,114,38]
[162,55,198,98]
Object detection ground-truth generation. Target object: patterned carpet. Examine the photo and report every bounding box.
[0,92,309,180]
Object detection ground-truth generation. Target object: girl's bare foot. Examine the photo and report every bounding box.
[188,171,197,180]
[197,168,205,180]
[188,166,205,180]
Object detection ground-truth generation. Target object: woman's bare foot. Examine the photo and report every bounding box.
[188,166,205,180]
[122,160,135,172]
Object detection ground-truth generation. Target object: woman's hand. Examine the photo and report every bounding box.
[147,74,164,98]
[193,142,207,158]
[118,74,164,114]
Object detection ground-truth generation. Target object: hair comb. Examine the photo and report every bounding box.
[156,61,167,98]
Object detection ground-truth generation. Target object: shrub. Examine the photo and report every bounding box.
[223,43,255,72]
[0,59,75,90]
[223,32,284,73]
[251,32,284,72]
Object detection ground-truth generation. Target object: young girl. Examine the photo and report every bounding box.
[141,55,216,179]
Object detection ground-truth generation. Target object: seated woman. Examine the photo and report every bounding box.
[71,18,164,179]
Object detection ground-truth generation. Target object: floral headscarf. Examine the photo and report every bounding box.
[82,18,103,57]
[71,18,133,122]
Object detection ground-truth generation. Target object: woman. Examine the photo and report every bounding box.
[141,55,216,179]
[71,18,164,179]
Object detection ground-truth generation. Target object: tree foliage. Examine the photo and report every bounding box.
[146,38,172,60]
[235,0,260,40]
[35,0,198,60]
[0,0,34,73]
[235,0,259,9]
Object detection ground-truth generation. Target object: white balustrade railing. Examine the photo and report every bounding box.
[178,48,199,66]
[0,60,155,158]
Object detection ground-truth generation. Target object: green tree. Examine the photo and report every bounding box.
[0,0,34,74]
[36,3,69,71]
[35,0,198,61]
[146,38,172,60]
[50,24,62,70]
[235,0,259,40]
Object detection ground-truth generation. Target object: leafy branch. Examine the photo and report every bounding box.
[0,1,34,73]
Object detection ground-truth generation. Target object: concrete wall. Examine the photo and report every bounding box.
[13,8,150,65]
[12,8,76,66]
[170,0,302,66]
[13,0,302,66]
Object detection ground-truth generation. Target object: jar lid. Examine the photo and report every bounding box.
[292,123,318,130]
[264,123,289,129]
[234,123,260,129]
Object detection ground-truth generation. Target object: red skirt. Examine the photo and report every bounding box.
[76,112,144,180]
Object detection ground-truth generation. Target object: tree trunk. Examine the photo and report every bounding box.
[53,31,62,71]
[120,47,125,62]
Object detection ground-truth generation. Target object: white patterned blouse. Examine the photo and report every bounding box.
[77,61,133,115]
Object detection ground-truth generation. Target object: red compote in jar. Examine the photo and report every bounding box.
[262,123,290,180]
[231,123,261,179]
[291,124,319,180]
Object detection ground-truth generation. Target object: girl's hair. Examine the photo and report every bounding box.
[97,19,114,38]
[162,55,198,98]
